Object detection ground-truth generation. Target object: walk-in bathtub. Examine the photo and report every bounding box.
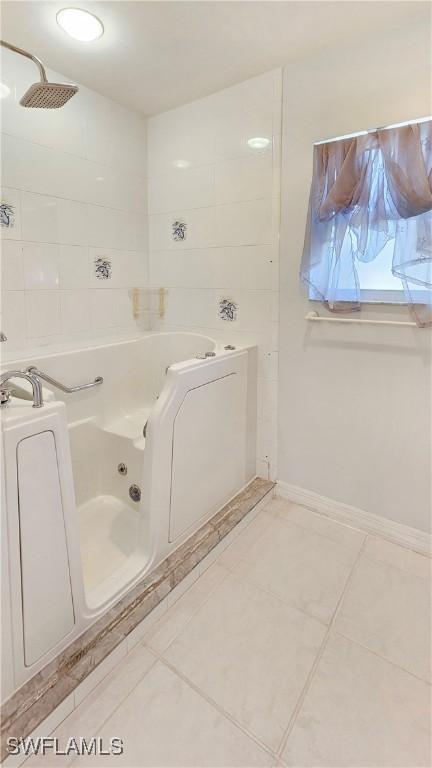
[1,333,257,698]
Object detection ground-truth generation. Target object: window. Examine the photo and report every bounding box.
[310,227,430,305]
[301,118,432,325]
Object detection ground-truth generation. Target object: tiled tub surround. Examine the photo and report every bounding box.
[5,493,431,767]
[147,69,281,479]
[0,48,148,359]
[0,477,274,762]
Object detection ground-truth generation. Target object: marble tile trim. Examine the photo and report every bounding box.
[0,477,274,761]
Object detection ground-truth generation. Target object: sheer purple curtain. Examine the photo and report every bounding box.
[301,120,432,326]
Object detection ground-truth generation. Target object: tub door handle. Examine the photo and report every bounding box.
[25,366,103,393]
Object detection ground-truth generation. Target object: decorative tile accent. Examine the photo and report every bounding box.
[94,256,112,280]
[219,297,238,322]
[0,202,15,229]
[0,477,274,760]
[172,220,187,241]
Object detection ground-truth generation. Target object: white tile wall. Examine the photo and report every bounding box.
[147,69,282,477]
[0,188,22,240]
[0,47,148,359]
[1,54,280,477]
[25,290,61,339]
[1,241,24,290]
[22,243,59,290]
[58,246,89,289]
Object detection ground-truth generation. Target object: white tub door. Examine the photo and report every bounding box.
[169,372,247,542]
[17,430,75,666]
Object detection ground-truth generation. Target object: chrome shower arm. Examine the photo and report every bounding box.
[0,39,48,82]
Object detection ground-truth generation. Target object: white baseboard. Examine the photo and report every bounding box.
[276,481,431,557]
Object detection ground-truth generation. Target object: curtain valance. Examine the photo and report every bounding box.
[301,120,432,326]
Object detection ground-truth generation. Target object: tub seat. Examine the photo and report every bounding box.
[101,407,152,450]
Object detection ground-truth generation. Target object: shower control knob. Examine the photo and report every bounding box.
[129,484,141,503]
[0,387,12,406]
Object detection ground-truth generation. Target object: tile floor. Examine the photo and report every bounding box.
[25,496,431,767]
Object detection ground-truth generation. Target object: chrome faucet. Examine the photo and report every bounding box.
[0,370,43,408]
[0,332,7,342]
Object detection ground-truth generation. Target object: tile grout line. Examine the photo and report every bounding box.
[77,653,161,768]
[226,558,329,628]
[275,534,369,760]
[144,566,232,654]
[66,653,161,768]
[359,551,431,582]
[2,184,146,216]
[265,505,367,552]
[152,651,277,762]
[139,501,274,668]
[148,193,281,218]
[275,490,431,559]
[20,651,161,768]
[271,499,431,577]
[332,629,432,687]
[2,133,147,182]
[142,504,340,760]
[219,507,365,628]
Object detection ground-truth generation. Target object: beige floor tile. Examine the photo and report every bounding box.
[363,536,431,580]
[25,645,156,767]
[235,515,360,623]
[164,573,326,751]
[216,510,274,571]
[145,562,229,653]
[283,634,431,767]
[335,555,431,681]
[267,498,365,549]
[73,661,273,767]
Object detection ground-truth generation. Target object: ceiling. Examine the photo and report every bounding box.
[1,1,429,116]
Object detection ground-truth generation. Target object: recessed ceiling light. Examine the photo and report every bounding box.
[0,83,10,98]
[172,159,190,169]
[56,8,104,42]
[247,137,271,150]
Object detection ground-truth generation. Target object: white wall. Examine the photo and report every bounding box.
[147,70,282,478]
[279,20,431,532]
[1,48,148,361]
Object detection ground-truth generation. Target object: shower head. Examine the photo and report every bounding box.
[1,39,78,108]
[20,80,78,109]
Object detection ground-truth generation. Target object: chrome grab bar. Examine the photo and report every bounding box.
[25,366,103,393]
